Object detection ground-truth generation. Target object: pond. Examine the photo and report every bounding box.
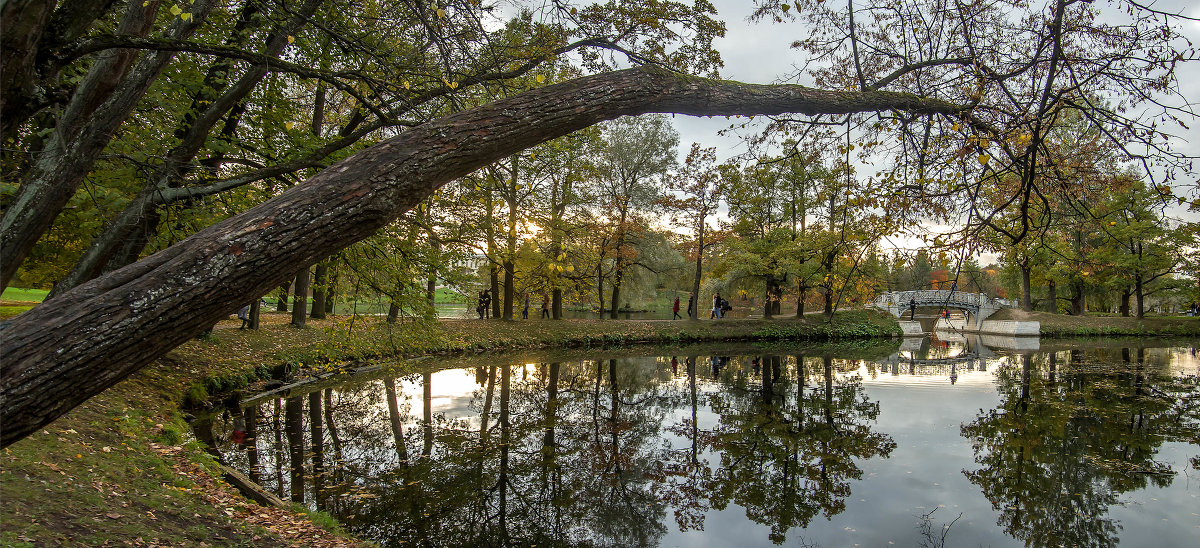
[196,335,1200,547]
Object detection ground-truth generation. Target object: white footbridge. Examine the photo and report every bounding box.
[871,290,1005,332]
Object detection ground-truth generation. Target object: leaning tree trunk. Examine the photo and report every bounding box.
[0,65,960,447]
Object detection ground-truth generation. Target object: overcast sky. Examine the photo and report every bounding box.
[657,0,1199,258]
[674,1,1198,180]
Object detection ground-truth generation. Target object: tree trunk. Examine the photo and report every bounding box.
[325,265,337,313]
[1020,261,1032,312]
[244,403,260,482]
[310,261,328,320]
[1119,286,1131,317]
[503,257,515,320]
[596,265,605,318]
[1070,280,1086,316]
[1046,280,1057,314]
[277,282,290,311]
[308,390,324,509]
[284,396,305,503]
[552,288,562,320]
[249,298,261,329]
[422,371,433,457]
[383,378,408,465]
[1134,275,1145,319]
[291,267,310,327]
[0,0,57,139]
[609,268,623,320]
[763,278,775,319]
[0,65,963,447]
[691,226,703,320]
[796,280,807,318]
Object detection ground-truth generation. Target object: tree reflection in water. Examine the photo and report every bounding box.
[204,350,895,547]
[961,346,1200,548]
[700,354,895,544]
[200,343,1199,547]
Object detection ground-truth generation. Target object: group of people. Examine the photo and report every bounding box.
[476,289,491,319]
[476,289,736,320]
[521,294,550,319]
[477,288,550,319]
[668,292,731,319]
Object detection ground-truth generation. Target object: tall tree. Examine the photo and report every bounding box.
[659,144,722,319]
[593,115,677,318]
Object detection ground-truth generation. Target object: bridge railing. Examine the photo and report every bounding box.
[872,290,999,309]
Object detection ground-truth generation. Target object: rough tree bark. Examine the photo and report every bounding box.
[0,66,959,447]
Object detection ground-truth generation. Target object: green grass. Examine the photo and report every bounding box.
[1,287,48,303]
[0,305,33,319]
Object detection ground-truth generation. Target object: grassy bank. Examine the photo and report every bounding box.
[1,310,897,546]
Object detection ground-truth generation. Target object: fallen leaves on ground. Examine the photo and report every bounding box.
[148,443,370,548]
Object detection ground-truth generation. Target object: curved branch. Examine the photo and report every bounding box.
[0,66,964,447]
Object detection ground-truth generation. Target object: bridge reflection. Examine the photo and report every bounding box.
[883,333,1039,383]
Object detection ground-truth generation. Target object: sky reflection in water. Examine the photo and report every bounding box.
[208,336,1200,547]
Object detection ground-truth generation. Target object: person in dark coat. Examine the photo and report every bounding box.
[672,296,681,319]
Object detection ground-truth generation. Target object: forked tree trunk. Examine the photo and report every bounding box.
[0,66,960,447]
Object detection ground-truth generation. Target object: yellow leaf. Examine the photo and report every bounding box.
[285,121,295,130]
[447,80,458,89]
[287,35,294,44]
[977,154,990,166]
[170,5,182,16]
[536,74,545,84]
[565,265,574,272]
[951,122,960,131]
[436,8,446,18]
[403,81,411,89]
[181,12,192,21]
[781,3,789,12]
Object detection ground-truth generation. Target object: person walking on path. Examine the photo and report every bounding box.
[237,304,251,329]
[687,293,695,319]
[712,292,723,319]
[522,294,530,319]
[672,296,681,319]
[541,297,550,318]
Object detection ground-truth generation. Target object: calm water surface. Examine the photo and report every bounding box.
[202,335,1200,547]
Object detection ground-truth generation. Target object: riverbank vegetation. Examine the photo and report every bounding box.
[2,311,898,545]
